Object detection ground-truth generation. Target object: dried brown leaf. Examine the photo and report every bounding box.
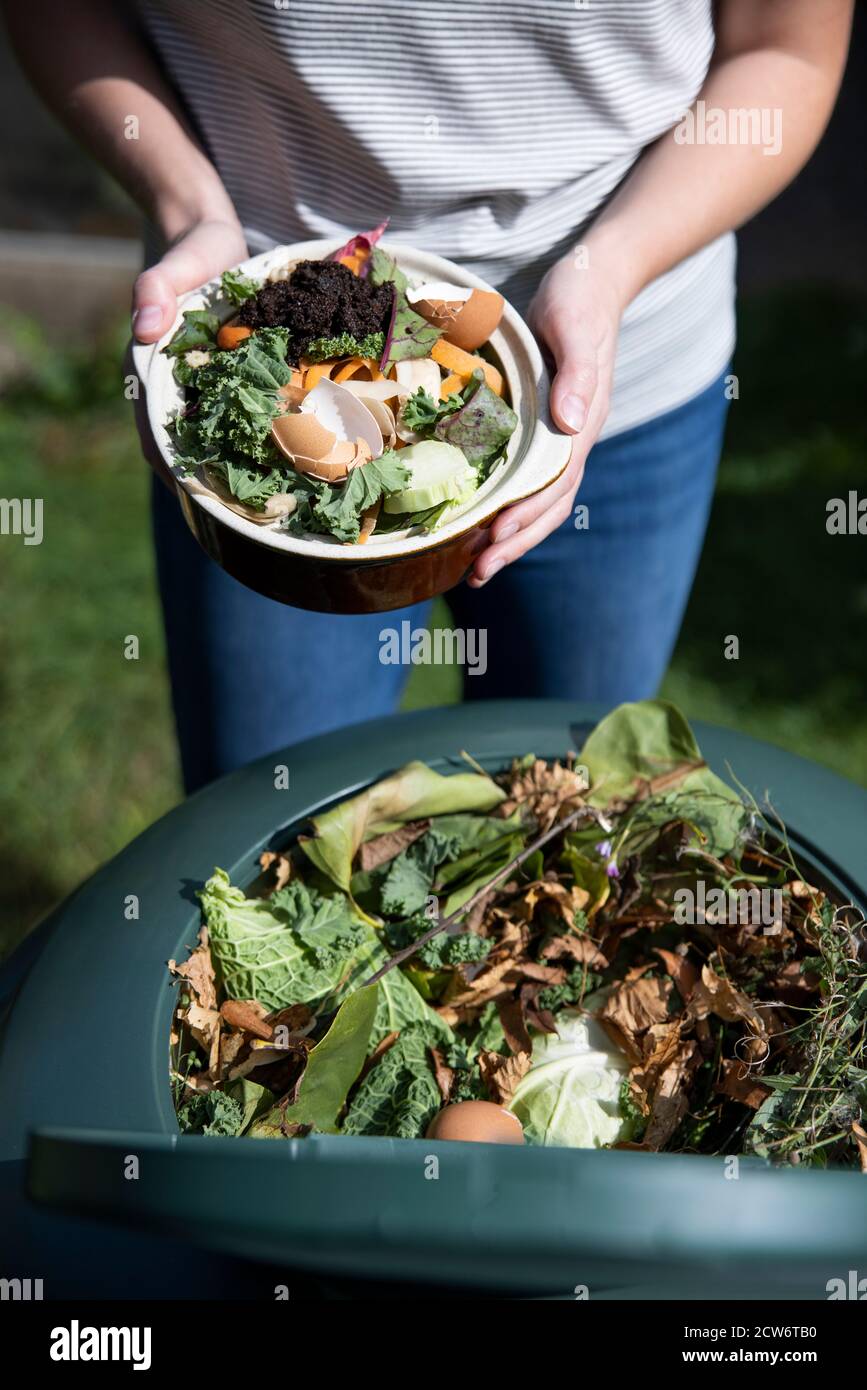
[643,1040,697,1150]
[687,963,768,1042]
[497,997,532,1055]
[478,1048,532,1106]
[716,1058,772,1110]
[429,1045,455,1103]
[259,850,293,891]
[653,947,699,1002]
[540,933,607,968]
[599,974,673,1047]
[357,819,431,872]
[501,878,591,930]
[183,1001,221,1077]
[498,756,588,831]
[168,927,217,1011]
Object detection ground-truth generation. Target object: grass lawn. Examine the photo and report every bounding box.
[1,286,865,954]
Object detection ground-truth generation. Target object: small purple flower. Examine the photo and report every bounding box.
[595,838,619,878]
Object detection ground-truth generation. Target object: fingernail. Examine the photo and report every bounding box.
[495,521,518,543]
[132,304,163,336]
[561,393,586,432]
[478,558,504,586]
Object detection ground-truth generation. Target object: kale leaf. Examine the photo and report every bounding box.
[303,331,386,363]
[172,328,294,472]
[220,268,261,306]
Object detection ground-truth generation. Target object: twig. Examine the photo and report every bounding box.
[360,804,590,988]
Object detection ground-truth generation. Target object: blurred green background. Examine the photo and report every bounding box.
[1,285,865,954]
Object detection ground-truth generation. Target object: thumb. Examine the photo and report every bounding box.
[131,263,179,343]
[544,316,599,436]
[131,220,248,343]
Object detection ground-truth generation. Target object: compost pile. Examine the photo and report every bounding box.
[235,260,394,364]
[170,700,867,1167]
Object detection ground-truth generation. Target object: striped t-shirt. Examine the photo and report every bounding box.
[133,0,736,437]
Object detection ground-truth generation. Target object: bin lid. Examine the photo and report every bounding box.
[5,701,867,1294]
[26,1128,867,1297]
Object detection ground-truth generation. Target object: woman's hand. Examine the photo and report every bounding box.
[130,217,248,487]
[132,216,249,343]
[468,250,622,586]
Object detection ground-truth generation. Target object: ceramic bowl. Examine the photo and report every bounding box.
[132,239,571,614]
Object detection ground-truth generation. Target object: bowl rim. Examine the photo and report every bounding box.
[132,238,572,564]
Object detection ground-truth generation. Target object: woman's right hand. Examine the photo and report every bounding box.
[130,216,249,487]
[132,216,249,343]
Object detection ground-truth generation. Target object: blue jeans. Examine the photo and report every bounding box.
[153,369,730,792]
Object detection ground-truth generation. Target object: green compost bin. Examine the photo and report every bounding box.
[2,701,867,1300]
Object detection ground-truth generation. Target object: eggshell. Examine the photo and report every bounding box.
[426,1100,525,1144]
[340,378,407,403]
[276,377,308,414]
[358,395,397,450]
[407,280,472,308]
[300,377,384,458]
[395,357,441,400]
[412,286,504,353]
[271,410,336,463]
[301,436,372,484]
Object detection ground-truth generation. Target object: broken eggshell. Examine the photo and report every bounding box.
[407,280,504,353]
[271,377,384,482]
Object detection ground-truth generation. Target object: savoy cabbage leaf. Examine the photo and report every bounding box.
[342,1022,443,1139]
[199,869,369,1011]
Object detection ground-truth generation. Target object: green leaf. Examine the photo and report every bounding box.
[382,298,443,371]
[342,1021,443,1138]
[284,985,379,1132]
[224,1078,273,1133]
[580,700,748,856]
[252,986,380,1136]
[170,328,293,471]
[300,761,506,905]
[367,246,409,295]
[433,371,518,469]
[378,826,461,917]
[220,268,260,306]
[308,449,410,543]
[560,842,612,917]
[163,308,219,356]
[509,1011,631,1148]
[176,1088,245,1137]
[400,386,444,433]
[200,869,370,1011]
[209,460,295,509]
[303,331,385,363]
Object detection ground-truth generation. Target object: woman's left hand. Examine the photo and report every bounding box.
[468,250,622,586]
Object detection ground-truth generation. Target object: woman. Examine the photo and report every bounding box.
[5,0,853,790]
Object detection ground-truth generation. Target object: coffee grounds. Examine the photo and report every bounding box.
[237,259,393,361]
